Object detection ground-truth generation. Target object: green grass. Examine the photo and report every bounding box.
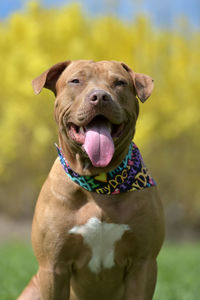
[155,243,200,300]
[0,242,199,299]
[0,242,37,300]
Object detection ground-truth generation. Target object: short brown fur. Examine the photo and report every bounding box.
[18,60,164,300]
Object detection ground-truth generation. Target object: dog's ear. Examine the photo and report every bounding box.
[32,61,71,95]
[121,63,154,103]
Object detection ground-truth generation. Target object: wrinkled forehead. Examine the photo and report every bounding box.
[61,60,130,80]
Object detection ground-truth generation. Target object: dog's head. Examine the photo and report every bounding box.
[32,60,154,174]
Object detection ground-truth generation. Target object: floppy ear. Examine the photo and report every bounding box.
[121,63,154,103]
[32,60,71,95]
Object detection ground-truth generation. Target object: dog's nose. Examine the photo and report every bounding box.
[88,90,112,105]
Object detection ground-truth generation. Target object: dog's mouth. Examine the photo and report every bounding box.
[67,115,125,167]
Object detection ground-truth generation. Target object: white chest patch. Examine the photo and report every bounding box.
[69,217,129,273]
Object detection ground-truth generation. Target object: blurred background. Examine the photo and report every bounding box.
[0,0,200,299]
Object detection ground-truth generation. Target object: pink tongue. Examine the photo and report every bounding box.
[83,121,114,167]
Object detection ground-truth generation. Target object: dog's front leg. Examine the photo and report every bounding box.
[38,266,70,300]
[123,259,157,300]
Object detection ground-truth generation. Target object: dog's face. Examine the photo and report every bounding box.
[32,60,154,173]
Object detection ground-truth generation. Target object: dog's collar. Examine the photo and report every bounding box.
[55,142,156,195]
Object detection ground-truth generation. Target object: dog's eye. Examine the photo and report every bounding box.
[114,80,127,87]
[70,79,80,84]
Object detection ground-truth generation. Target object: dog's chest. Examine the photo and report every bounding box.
[69,217,129,273]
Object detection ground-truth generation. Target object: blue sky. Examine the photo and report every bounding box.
[0,0,199,28]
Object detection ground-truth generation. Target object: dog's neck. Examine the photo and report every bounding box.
[58,132,133,175]
[55,142,156,195]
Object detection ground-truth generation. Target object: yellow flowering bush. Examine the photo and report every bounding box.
[0,2,199,225]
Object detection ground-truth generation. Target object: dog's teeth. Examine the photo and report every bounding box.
[108,123,112,133]
[83,161,90,170]
[79,126,84,134]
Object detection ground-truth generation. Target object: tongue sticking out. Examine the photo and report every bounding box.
[83,119,114,167]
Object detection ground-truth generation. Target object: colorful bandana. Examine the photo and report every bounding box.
[55,143,156,195]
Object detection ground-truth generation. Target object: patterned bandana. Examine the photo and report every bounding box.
[55,142,156,195]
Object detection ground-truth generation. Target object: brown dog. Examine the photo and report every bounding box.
[18,60,164,300]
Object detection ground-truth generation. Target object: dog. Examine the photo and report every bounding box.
[18,60,164,300]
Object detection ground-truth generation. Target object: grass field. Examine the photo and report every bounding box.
[0,242,199,300]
